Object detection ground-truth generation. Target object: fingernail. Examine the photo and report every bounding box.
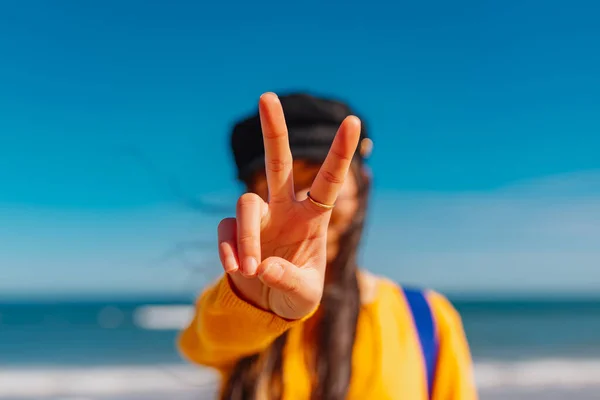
[258,263,271,278]
[259,262,283,281]
[243,257,258,276]
[224,257,238,274]
[261,92,278,102]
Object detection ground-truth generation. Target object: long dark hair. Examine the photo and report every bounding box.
[221,161,371,400]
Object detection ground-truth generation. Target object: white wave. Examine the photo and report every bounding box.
[476,359,600,389]
[133,305,195,330]
[0,365,217,398]
[1,359,600,397]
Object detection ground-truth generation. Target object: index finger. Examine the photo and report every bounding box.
[307,116,362,208]
[259,93,295,203]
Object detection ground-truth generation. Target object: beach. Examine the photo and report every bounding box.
[1,297,599,399]
[2,363,600,399]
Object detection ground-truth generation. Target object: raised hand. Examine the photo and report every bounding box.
[217,93,361,320]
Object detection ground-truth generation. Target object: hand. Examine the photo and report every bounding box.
[217,92,361,320]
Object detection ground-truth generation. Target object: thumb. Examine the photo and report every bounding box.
[257,256,303,293]
[258,257,324,320]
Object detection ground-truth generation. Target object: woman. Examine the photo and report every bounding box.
[179,92,477,399]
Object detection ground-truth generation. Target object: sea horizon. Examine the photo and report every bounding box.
[2,295,600,399]
[3,289,600,303]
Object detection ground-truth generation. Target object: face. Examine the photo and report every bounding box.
[246,160,360,262]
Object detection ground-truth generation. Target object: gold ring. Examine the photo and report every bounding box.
[306,192,335,210]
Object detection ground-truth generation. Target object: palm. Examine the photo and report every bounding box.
[263,204,325,266]
[217,93,361,320]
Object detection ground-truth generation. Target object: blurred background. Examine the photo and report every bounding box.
[1,1,599,399]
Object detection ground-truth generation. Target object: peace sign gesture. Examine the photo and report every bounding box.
[217,93,361,320]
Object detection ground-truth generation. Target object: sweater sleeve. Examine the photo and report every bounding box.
[427,291,479,400]
[177,275,306,373]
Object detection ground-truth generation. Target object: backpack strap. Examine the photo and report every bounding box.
[402,287,439,399]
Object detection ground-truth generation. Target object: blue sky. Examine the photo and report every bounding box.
[1,1,599,297]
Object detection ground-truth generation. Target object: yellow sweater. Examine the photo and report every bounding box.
[179,275,478,400]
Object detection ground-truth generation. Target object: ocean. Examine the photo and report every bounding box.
[1,296,600,399]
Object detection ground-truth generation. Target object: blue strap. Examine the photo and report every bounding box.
[402,287,438,399]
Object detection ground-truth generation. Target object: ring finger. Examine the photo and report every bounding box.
[236,192,264,276]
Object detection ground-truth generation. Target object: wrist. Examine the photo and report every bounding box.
[226,274,271,312]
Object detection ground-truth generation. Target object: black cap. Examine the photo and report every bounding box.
[230,93,372,182]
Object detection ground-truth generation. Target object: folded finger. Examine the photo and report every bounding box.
[217,218,239,274]
[236,192,264,277]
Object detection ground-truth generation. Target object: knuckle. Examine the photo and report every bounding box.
[263,129,286,140]
[237,233,257,246]
[266,158,291,173]
[319,169,344,185]
[331,147,353,162]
